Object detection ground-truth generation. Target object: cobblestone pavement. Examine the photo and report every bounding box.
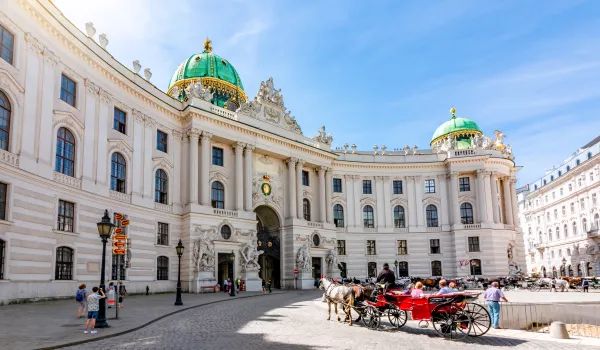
[63,291,600,350]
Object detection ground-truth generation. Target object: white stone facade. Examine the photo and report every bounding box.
[0,1,521,303]
[517,136,600,278]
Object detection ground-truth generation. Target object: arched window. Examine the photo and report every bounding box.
[595,213,600,230]
[220,225,231,240]
[55,127,75,177]
[539,231,543,243]
[55,247,73,280]
[367,262,377,278]
[576,159,581,166]
[567,165,571,172]
[156,256,169,280]
[568,265,573,277]
[303,199,311,221]
[0,239,5,279]
[398,261,409,277]
[548,228,553,241]
[556,226,560,240]
[588,262,594,277]
[572,222,577,235]
[110,153,127,193]
[558,170,562,176]
[560,265,566,277]
[426,205,438,227]
[588,152,593,160]
[154,169,168,204]
[541,266,547,278]
[431,261,442,276]
[564,224,569,237]
[211,181,224,209]
[0,91,11,151]
[333,204,344,228]
[363,205,374,228]
[470,259,482,275]
[393,205,405,228]
[460,203,474,224]
[577,264,583,277]
[552,266,557,278]
[583,218,588,233]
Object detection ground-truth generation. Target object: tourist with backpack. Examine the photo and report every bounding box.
[76,284,87,318]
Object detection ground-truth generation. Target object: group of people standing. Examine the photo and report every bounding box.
[75,281,127,334]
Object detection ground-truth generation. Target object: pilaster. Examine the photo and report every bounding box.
[82,80,99,190]
[490,172,500,224]
[449,172,461,229]
[317,166,327,223]
[344,175,355,227]
[131,110,146,198]
[200,132,213,206]
[325,168,333,224]
[233,142,245,211]
[244,145,254,211]
[438,174,450,229]
[285,158,297,219]
[187,128,200,204]
[476,170,488,225]
[296,160,304,220]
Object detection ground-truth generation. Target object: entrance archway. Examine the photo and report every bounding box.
[254,205,281,289]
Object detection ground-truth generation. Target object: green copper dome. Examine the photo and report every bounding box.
[430,108,482,147]
[167,38,246,107]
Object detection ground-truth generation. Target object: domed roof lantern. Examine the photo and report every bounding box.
[430,107,483,149]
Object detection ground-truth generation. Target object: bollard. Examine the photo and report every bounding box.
[549,321,569,339]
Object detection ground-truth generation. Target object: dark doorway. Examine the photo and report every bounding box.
[255,206,281,289]
[217,253,233,289]
[312,257,321,279]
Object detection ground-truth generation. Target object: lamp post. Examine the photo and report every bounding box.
[394,260,398,278]
[229,250,236,297]
[175,239,184,305]
[95,210,115,328]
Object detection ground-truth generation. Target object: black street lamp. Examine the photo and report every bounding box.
[394,260,398,278]
[175,239,184,306]
[95,210,115,328]
[229,250,236,297]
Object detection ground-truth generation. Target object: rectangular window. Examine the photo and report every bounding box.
[302,170,309,186]
[157,130,168,153]
[60,74,77,107]
[430,239,440,254]
[212,147,223,166]
[593,193,597,206]
[459,177,470,192]
[157,256,169,280]
[368,262,377,278]
[0,25,14,65]
[425,179,436,193]
[397,240,408,255]
[111,254,125,280]
[468,237,480,252]
[157,222,169,246]
[0,182,6,221]
[393,180,403,194]
[362,180,372,194]
[57,200,75,232]
[562,206,566,216]
[366,240,376,255]
[113,108,127,134]
[571,203,575,214]
[554,209,558,219]
[337,240,346,256]
[333,178,342,193]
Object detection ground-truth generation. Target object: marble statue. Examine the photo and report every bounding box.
[192,233,215,272]
[99,33,109,49]
[240,242,264,270]
[283,110,302,133]
[312,126,333,144]
[325,249,338,270]
[507,240,522,277]
[256,77,285,107]
[237,99,262,117]
[85,22,96,38]
[170,86,180,99]
[185,80,213,102]
[492,130,506,150]
[297,243,311,270]
[403,145,410,155]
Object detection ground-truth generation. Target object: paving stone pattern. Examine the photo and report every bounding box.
[62,291,599,350]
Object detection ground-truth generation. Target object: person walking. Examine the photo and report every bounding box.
[267,279,272,293]
[107,282,116,308]
[261,279,266,294]
[118,281,127,308]
[223,279,229,294]
[582,279,590,293]
[484,281,509,329]
[76,284,87,318]
[550,277,557,292]
[84,286,105,334]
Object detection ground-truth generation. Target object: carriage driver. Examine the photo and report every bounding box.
[376,263,396,288]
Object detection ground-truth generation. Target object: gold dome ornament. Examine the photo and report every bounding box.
[450,107,456,117]
[203,37,212,53]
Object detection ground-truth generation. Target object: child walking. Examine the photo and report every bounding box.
[84,286,105,334]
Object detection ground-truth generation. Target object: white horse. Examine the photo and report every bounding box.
[319,277,355,326]
[540,278,569,292]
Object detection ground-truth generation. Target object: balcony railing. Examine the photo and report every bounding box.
[110,190,131,203]
[154,202,173,213]
[427,227,442,232]
[335,226,347,233]
[213,208,238,218]
[464,224,482,229]
[393,227,408,233]
[308,221,324,229]
[363,227,377,233]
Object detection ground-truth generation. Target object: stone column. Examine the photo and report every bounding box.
[38,50,59,167]
[318,167,327,222]
[415,176,424,228]
[21,34,44,162]
[510,178,519,228]
[244,145,254,211]
[172,131,183,206]
[407,177,417,229]
[375,176,385,228]
[200,132,213,206]
[449,172,461,227]
[438,174,450,227]
[286,158,297,219]
[354,175,362,226]
[82,81,99,185]
[325,168,333,224]
[476,170,487,224]
[187,129,200,204]
[345,175,355,227]
[143,118,156,199]
[234,142,245,211]
[490,173,500,224]
[503,177,514,225]
[483,172,494,224]
[383,177,393,228]
[296,160,305,220]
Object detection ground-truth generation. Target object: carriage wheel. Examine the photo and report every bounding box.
[431,307,471,340]
[529,284,541,292]
[463,303,491,337]
[363,306,382,330]
[575,285,583,292]
[387,304,407,328]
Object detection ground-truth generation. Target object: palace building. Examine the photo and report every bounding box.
[0,1,522,303]
[517,136,600,278]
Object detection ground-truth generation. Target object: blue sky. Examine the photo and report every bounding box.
[55,0,600,186]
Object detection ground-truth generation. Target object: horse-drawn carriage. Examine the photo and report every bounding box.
[320,278,491,340]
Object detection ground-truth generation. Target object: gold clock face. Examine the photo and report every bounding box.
[261,183,272,196]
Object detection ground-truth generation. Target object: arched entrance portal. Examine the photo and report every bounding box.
[255,205,281,289]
